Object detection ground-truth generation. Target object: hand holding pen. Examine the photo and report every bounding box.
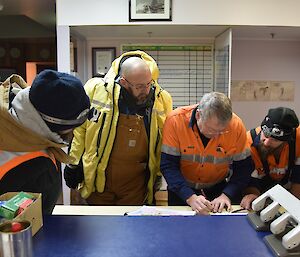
[186,194,213,215]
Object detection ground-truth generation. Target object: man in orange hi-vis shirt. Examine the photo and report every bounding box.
[161,92,253,215]
[241,107,300,210]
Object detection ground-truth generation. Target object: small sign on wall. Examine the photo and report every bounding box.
[230,80,295,101]
[92,48,116,77]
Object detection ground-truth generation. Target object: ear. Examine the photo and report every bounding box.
[119,77,127,88]
[119,77,125,85]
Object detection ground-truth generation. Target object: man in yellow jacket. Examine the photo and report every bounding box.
[64,51,173,205]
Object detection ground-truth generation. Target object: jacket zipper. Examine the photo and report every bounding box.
[96,113,106,157]
[98,84,116,163]
[154,129,160,154]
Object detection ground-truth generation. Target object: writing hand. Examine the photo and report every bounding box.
[186,194,213,215]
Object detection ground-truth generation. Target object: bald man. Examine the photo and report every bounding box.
[64,51,173,205]
[119,57,153,105]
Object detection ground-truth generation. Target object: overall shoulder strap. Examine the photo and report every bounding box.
[250,128,257,143]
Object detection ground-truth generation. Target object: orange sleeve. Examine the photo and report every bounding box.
[161,113,181,156]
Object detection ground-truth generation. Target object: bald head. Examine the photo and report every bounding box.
[120,57,150,78]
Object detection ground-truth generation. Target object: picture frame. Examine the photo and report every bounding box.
[129,0,172,21]
[92,47,116,77]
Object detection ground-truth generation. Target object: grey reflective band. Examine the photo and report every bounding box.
[186,178,226,189]
[181,153,232,164]
[39,108,90,126]
[92,99,112,109]
[161,144,181,156]
[162,144,250,164]
[232,149,251,161]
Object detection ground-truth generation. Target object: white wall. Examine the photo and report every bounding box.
[76,36,300,130]
[57,0,300,26]
[82,36,300,131]
[58,0,300,82]
[82,37,214,82]
[232,39,300,130]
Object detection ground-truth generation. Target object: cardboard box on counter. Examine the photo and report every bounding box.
[0,192,43,236]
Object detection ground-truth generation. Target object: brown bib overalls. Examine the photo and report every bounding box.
[86,113,148,205]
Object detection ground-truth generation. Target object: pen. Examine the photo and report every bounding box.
[231,208,246,213]
[200,189,207,198]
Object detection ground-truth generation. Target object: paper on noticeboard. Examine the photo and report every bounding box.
[125,206,196,216]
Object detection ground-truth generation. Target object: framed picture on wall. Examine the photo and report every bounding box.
[129,0,172,21]
[92,47,116,77]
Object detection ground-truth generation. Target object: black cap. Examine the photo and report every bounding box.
[261,107,299,141]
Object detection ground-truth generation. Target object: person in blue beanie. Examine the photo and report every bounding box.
[0,70,92,214]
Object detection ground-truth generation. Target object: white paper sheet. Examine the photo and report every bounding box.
[125,205,196,216]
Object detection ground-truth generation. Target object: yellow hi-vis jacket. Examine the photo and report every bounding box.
[69,50,173,203]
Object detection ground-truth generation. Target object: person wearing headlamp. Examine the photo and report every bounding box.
[241,107,300,210]
[0,70,92,214]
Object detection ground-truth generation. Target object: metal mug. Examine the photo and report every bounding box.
[0,220,33,257]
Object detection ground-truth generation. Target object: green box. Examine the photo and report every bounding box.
[0,205,16,219]
[0,192,34,219]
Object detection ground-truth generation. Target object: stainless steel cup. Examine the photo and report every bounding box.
[0,220,33,257]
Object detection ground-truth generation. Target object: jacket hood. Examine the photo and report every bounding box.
[9,87,65,144]
[0,74,28,109]
[105,50,160,82]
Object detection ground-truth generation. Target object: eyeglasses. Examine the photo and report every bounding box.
[123,78,154,90]
[204,127,229,135]
[261,124,285,138]
[198,118,229,135]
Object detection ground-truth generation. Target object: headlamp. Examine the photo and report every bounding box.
[261,124,285,138]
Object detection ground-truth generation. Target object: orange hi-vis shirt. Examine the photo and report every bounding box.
[247,126,300,182]
[161,104,251,185]
[0,150,57,180]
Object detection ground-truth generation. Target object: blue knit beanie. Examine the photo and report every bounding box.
[29,70,90,132]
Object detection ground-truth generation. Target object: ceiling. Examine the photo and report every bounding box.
[0,0,56,29]
[71,25,229,39]
[71,25,300,41]
[232,26,300,41]
[1,0,300,41]
[0,0,56,39]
